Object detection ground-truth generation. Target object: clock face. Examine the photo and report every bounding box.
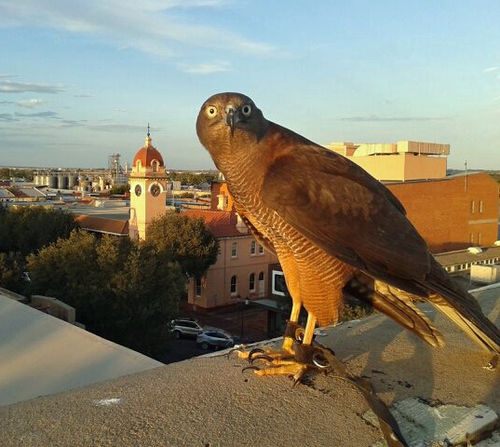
[150,184,161,197]
[134,184,142,197]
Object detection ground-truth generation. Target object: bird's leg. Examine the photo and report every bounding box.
[245,314,323,383]
[230,301,303,362]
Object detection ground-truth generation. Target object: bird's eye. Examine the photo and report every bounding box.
[241,104,252,117]
[206,106,218,118]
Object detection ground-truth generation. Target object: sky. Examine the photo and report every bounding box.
[0,0,499,170]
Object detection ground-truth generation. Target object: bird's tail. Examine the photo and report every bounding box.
[343,273,444,348]
[424,258,500,355]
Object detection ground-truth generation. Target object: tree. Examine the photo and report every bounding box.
[26,231,184,356]
[147,212,218,279]
[0,252,25,293]
[0,206,77,256]
[109,184,130,195]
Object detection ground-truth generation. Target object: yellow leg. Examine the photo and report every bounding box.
[282,300,301,353]
[302,313,317,346]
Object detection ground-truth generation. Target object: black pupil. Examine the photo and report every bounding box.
[209,108,215,114]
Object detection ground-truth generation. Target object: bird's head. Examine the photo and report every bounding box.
[196,92,268,160]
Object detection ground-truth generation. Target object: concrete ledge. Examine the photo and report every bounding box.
[0,289,498,446]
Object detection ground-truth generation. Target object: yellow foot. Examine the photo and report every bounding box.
[243,360,311,385]
[227,337,296,363]
[241,343,336,386]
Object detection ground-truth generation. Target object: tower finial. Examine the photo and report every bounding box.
[145,123,152,147]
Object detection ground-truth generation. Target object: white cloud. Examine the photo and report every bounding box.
[483,66,499,73]
[0,0,277,59]
[180,61,231,74]
[0,80,63,93]
[16,99,43,108]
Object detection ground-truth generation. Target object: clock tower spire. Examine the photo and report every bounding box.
[129,126,167,240]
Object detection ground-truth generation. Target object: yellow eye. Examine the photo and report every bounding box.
[206,105,218,118]
[241,104,252,117]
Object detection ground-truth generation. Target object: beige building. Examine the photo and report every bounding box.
[129,130,168,240]
[184,209,278,309]
[325,140,449,181]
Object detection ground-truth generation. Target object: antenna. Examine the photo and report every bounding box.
[147,123,150,137]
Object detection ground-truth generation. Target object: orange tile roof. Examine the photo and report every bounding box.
[182,210,245,238]
[75,215,129,236]
[133,145,164,168]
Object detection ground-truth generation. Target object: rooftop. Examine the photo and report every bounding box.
[182,209,247,238]
[1,286,498,446]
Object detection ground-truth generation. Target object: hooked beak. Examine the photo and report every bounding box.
[225,108,237,136]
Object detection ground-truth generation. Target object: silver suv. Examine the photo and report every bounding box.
[196,328,234,350]
[171,319,203,339]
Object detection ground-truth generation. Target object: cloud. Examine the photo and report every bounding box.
[15,110,60,119]
[180,61,231,74]
[0,74,17,79]
[339,115,451,122]
[0,1,277,59]
[73,94,93,98]
[87,123,149,132]
[16,99,43,108]
[0,113,18,122]
[483,66,499,73]
[0,80,63,93]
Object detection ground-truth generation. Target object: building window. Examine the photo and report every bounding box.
[478,232,482,245]
[470,233,474,244]
[230,275,237,295]
[250,240,256,255]
[259,244,264,254]
[195,277,202,297]
[231,242,237,258]
[470,200,475,213]
[249,273,255,292]
[152,160,158,172]
[479,200,483,213]
[258,271,265,297]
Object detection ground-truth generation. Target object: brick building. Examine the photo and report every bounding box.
[386,172,499,252]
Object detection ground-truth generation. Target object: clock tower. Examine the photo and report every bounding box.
[129,127,168,240]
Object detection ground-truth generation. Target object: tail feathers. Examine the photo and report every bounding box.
[429,294,500,354]
[371,286,444,348]
[343,274,444,348]
[426,258,500,354]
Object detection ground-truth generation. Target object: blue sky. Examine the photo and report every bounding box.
[1,0,499,170]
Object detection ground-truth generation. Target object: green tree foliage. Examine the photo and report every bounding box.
[147,212,218,279]
[0,206,77,256]
[27,231,183,356]
[0,252,25,292]
[167,172,217,186]
[109,184,130,195]
[0,206,78,293]
[0,168,34,180]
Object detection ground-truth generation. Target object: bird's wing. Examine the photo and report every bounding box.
[261,142,432,295]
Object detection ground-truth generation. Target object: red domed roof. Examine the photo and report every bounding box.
[133,135,164,168]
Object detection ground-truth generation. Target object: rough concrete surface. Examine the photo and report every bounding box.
[0,288,498,447]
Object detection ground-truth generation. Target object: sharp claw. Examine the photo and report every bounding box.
[242,365,260,373]
[248,348,265,361]
[226,344,247,359]
[250,354,274,364]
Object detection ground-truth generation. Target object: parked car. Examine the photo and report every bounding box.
[196,329,235,350]
[170,318,204,339]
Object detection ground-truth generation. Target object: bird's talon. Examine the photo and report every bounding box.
[248,348,265,361]
[250,354,274,364]
[242,365,260,373]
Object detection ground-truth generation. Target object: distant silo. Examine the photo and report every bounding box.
[49,174,58,189]
[68,174,77,188]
